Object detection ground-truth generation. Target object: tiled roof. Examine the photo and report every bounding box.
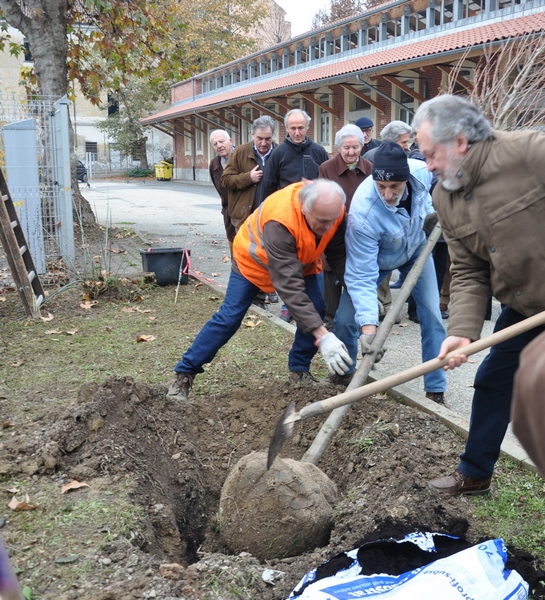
[142,12,545,125]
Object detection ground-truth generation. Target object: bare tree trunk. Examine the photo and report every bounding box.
[0,0,97,227]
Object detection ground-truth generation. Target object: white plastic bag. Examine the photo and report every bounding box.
[290,534,528,600]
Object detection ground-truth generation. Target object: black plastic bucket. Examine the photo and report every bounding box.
[140,248,190,286]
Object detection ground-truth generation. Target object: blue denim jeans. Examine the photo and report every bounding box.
[459,307,545,480]
[175,271,325,375]
[334,253,446,393]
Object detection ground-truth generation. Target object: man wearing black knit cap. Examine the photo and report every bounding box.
[334,141,448,404]
[355,116,382,155]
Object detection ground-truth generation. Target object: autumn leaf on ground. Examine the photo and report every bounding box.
[2,422,12,429]
[107,248,126,254]
[136,335,156,343]
[243,319,262,328]
[392,331,400,335]
[148,316,156,321]
[80,301,98,310]
[221,255,230,263]
[40,312,54,322]
[5,487,20,494]
[375,393,389,400]
[45,330,62,335]
[122,307,151,314]
[61,481,90,494]
[194,282,204,288]
[399,322,408,327]
[11,361,23,367]
[8,494,37,511]
[208,296,220,301]
[0,296,6,302]
[66,329,78,335]
[211,273,220,277]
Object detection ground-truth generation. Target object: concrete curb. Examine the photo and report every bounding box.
[187,274,536,474]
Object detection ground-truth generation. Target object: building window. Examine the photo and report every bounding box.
[394,76,418,124]
[367,27,379,44]
[318,94,331,147]
[386,18,402,39]
[107,93,119,117]
[348,86,372,112]
[196,119,203,154]
[85,142,98,160]
[23,38,33,62]
[184,134,192,156]
[243,108,252,144]
[409,12,426,33]
[348,32,359,50]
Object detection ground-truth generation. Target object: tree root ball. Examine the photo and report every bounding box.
[219,451,337,560]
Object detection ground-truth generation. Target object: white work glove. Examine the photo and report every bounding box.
[359,334,386,363]
[316,332,354,375]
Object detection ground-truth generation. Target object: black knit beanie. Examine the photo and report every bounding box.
[372,141,410,182]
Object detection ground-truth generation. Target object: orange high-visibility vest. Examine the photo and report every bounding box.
[233,182,344,292]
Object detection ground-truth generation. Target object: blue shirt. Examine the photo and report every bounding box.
[345,159,434,327]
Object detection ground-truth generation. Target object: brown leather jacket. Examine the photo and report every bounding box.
[221,141,275,228]
[433,129,545,341]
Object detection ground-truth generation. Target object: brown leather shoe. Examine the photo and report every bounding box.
[289,371,318,384]
[428,469,491,496]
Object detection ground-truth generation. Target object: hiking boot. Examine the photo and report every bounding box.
[426,392,449,408]
[167,372,194,400]
[268,291,279,304]
[408,313,419,324]
[289,371,318,384]
[324,372,354,387]
[428,468,492,496]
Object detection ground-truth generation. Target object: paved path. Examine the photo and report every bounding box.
[84,177,531,469]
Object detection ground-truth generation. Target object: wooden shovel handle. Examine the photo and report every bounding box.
[292,310,545,423]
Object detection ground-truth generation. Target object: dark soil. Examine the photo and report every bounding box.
[3,371,543,599]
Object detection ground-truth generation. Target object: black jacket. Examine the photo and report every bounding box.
[261,136,329,200]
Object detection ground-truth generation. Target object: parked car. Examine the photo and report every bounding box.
[77,160,88,183]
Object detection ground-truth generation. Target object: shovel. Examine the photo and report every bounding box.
[268,309,545,468]
[302,222,443,465]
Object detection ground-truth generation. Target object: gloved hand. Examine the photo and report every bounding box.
[423,212,438,234]
[317,332,354,375]
[359,334,386,363]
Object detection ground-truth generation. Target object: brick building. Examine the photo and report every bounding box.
[142,0,545,182]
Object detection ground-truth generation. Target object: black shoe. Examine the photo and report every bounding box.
[268,291,279,304]
[439,303,449,319]
[408,313,419,324]
[425,392,449,408]
[289,371,318,384]
[167,373,194,400]
[252,298,267,310]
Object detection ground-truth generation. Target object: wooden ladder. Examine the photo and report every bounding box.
[0,167,45,318]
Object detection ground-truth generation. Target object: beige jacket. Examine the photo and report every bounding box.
[433,129,545,341]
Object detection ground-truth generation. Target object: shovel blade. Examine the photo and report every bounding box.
[267,401,295,469]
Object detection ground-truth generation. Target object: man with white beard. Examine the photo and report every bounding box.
[333,141,447,404]
[412,94,545,496]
